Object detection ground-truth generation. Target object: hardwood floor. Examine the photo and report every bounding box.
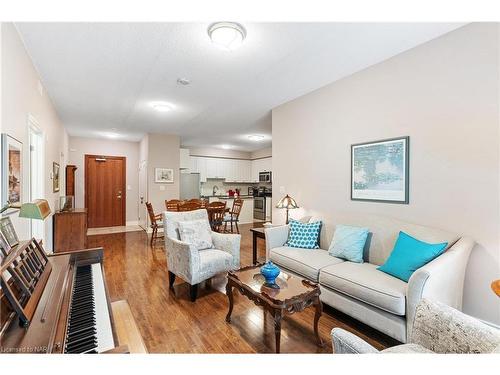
[88,223,399,353]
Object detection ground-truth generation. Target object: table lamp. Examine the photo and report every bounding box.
[18,199,51,220]
[275,194,298,224]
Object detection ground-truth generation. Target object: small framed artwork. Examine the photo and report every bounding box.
[0,216,19,248]
[155,168,174,183]
[53,162,60,192]
[1,134,22,209]
[351,136,409,204]
[0,230,12,257]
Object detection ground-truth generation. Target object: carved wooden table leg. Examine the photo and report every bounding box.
[313,296,323,347]
[274,309,283,353]
[225,281,234,323]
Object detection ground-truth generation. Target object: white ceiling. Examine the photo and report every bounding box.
[16,23,464,151]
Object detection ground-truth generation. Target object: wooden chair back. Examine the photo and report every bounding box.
[165,199,184,211]
[187,199,208,208]
[178,202,203,212]
[146,202,158,225]
[230,199,244,218]
[207,201,227,232]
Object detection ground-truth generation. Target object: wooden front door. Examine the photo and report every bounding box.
[85,155,126,228]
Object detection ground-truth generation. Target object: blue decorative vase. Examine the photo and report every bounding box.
[260,261,280,286]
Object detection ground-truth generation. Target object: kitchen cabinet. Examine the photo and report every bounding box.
[251,157,272,182]
[190,156,256,183]
[180,148,190,169]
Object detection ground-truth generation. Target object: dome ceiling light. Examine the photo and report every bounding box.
[208,22,246,51]
[150,101,173,112]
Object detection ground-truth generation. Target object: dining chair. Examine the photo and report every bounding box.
[223,199,243,234]
[165,199,184,211]
[178,201,203,211]
[187,198,208,208]
[206,201,227,232]
[146,202,163,246]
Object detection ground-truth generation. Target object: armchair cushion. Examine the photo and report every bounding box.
[380,344,433,353]
[178,219,214,250]
[198,249,233,281]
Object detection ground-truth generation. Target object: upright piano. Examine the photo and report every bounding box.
[0,239,124,353]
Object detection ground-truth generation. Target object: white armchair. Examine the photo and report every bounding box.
[163,209,240,302]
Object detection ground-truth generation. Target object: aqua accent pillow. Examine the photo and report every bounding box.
[328,225,369,263]
[285,219,322,249]
[378,231,448,282]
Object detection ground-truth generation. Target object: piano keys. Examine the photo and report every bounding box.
[0,240,124,353]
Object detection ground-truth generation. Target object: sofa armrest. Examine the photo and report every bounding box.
[212,231,241,269]
[410,299,500,353]
[406,236,475,336]
[331,328,379,354]
[164,236,200,283]
[264,225,289,260]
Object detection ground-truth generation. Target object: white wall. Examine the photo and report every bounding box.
[68,136,140,225]
[1,23,68,251]
[272,24,500,324]
[147,133,180,212]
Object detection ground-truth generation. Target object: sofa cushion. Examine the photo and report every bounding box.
[270,246,344,282]
[285,220,322,249]
[319,262,407,315]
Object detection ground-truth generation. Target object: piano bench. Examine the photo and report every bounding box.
[111,300,148,354]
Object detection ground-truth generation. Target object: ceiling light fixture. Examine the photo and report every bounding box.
[150,101,173,112]
[221,145,232,149]
[247,134,265,142]
[177,78,190,86]
[208,22,246,51]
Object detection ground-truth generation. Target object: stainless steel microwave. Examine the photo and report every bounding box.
[259,171,272,183]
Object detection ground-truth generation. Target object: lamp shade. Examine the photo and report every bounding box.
[276,194,299,209]
[18,199,51,220]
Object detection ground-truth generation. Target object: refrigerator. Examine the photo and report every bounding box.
[180,173,201,200]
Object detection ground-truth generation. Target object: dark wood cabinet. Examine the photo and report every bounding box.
[53,209,87,253]
[65,164,77,197]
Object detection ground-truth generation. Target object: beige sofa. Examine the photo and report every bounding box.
[265,215,475,343]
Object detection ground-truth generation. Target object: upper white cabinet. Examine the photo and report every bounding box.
[251,157,272,182]
[180,148,190,169]
[189,155,271,183]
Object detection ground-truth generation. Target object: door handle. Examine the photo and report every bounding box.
[117,195,122,199]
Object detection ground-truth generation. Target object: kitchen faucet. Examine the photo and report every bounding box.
[212,185,219,196]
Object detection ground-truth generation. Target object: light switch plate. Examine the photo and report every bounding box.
[159,185,165,191]
[279,186,285,194]
[127,185,132,190]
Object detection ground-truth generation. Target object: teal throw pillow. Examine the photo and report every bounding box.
[286,219,322,249]
[328,225,369,263]
[378,231,448,282]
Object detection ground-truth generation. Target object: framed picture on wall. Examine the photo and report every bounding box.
[155,168,174,183]
[53,162,60,192]
[0,216,19,248]
[0,230,12,258]
[1,134,23,209]
[351,136,409,204]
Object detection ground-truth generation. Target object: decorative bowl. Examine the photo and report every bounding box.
[260,261,280,287]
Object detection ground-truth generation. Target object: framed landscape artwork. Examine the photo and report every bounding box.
[53,162,60,192]
[1,134,22,208]
[155,168,174,183]
[351,136,409,204]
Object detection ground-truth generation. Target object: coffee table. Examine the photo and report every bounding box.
[225,264,323,353]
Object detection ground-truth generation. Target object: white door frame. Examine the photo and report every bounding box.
[27,114,45,242]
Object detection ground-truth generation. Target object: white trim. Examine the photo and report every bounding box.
[479,318,500,330]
